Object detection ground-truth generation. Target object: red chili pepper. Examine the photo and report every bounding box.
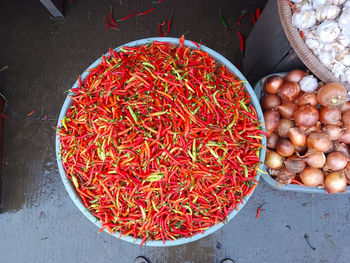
[2,113,7,121]
[163,19,172,37]
[237,30,244,53]
[252,12,256,25]
[256,8,261,20]
[110,11,119,27]
[300,30,305,39]
[137,7,155,16]
[27,110,35,116]
[119,10,136,21]
[255,206,262,218]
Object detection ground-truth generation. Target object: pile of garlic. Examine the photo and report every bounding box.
[291,0,350,85]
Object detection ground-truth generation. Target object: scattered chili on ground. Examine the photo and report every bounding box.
[137,7,155,17]
[118,10,136,22]
[304,234,316,250]
[57,36,264,245]
[27,110,35,116]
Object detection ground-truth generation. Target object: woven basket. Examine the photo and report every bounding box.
[277,0,340,83]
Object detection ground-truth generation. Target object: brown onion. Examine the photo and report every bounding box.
[342,110,350,129]
[298,92,318,106]
[300,167,324,187]
[264,75,284,94]
[284,155,306,173]
[334,141,350,158]
[260,94,281,110]
[285,69,307,83]
[341,101,350,112]
[276,139,295,157]
[339,130,350,144]
[317,82,347,108]
[307,132,331,152]
[304,121,322,134]
[324,170,347,194]
[288,127,306,147]
[293,105,319,129]
[267,132,279,149]
[278,102,298,119]
[276,119,294,138]
[275,167,296,185]
[323,151,348,171]
[344,163,350,183]
[319,107,341,125]
[325,140,335,154]
[279,81,301,101]
[265,150,283,169]
[302,149,326,168]
[322,125,344,140]
[264,109,280,136]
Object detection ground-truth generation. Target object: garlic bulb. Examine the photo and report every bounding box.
[292,10,317,29]
[316,20,340,42]
[299,75,319,92]
[337,34,350,47]
[327,0,346,5]
[305,38,321,50]
[338,8,350,29]
[300,4,314,11]
[318,51,334,67]
[337,50,350,66]
[313,0,327,9]
[316,5,341,21]
[344,0,350,8]
[332,62,347,81]
[323,41,346,52]
[291,0,304,3]
[345,69,350,83]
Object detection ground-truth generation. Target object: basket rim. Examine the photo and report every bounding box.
[55,37,266,246]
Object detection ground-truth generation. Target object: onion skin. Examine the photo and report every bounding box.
[285,69,307,83]
[264,75,284,94]
[322,125,344,140]
[285,155,306,173]
[342,110,350,129]
[339,130,350,144]
[260,94,281,110]
[344,163,350,183]
[341,101,350,112]
[317,82,347,108]
[265,150,283,169]
[264,109,280,136]
[293,105,319,129]
[276,139,295,157]
[334,141,350,158]
[275,167,296,185]
[278,102,298,119]
[267,132,279,149]
[300,167,324,187]
[288,127,306,147]
[324,170,347,194]
[319,107,342,125]
[324,151,348,172]
[304,121,322,134]
[276,119,294,138]
[279,81,301,101]
[307,132,331,153]
[298,92,318,107]
[303,149,326,168]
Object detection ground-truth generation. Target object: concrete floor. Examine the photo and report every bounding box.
[1,0,350,262]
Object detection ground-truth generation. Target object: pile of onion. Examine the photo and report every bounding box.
[261,71,349,194]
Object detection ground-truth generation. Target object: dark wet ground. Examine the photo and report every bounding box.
[1,0,350,262]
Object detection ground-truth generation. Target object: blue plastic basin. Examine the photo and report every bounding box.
[55,37,266,246]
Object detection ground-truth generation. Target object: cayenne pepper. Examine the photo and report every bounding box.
[57,37,264,245]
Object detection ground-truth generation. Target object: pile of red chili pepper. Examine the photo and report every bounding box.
[57,36,264,246]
